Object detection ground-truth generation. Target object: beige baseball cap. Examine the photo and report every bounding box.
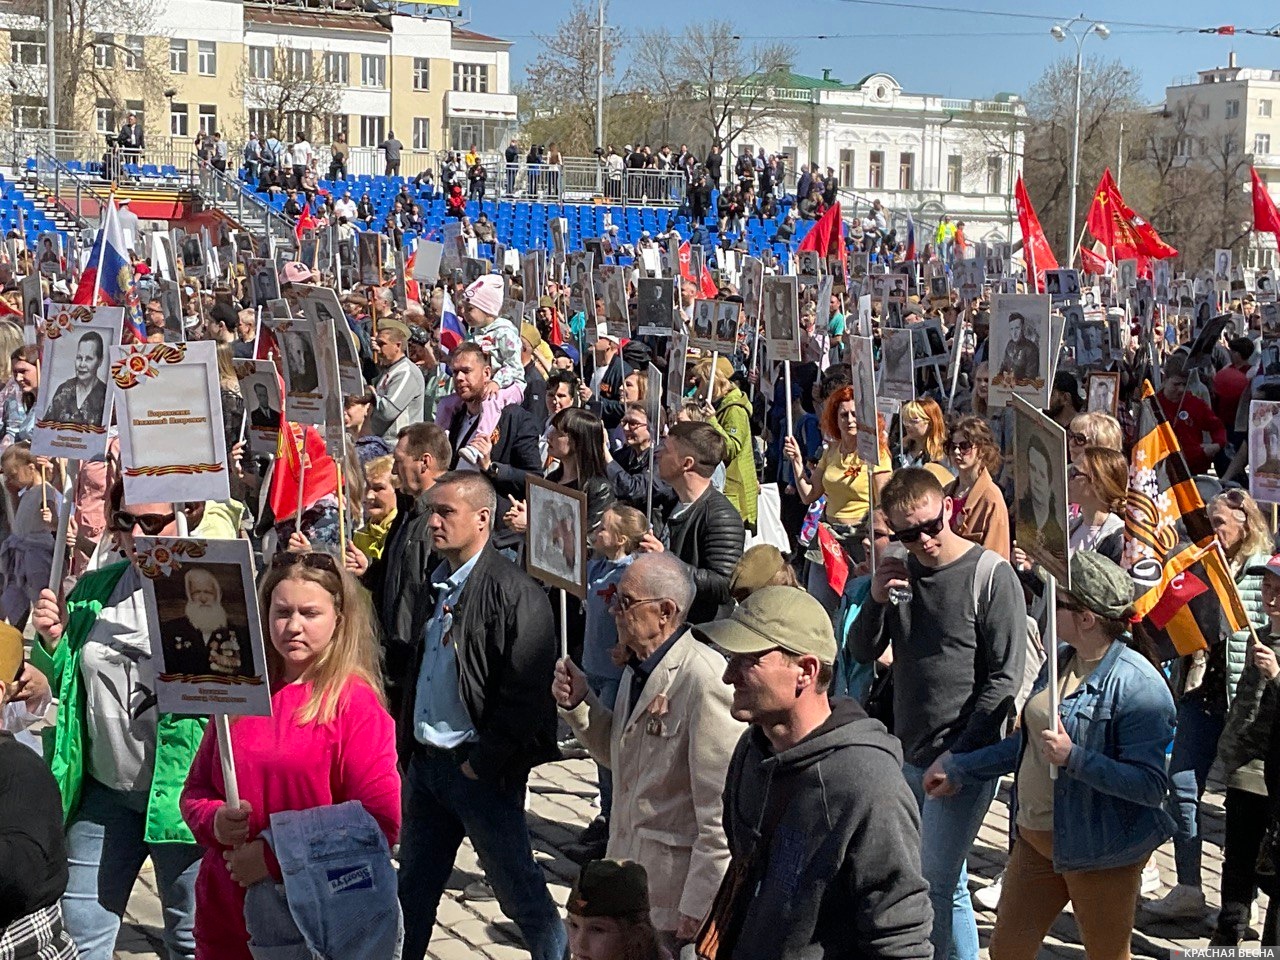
[693,586,837,664]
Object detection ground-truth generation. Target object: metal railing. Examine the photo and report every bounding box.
[189,156,295,252]
[29,145,115,230]
[12,128,198,173]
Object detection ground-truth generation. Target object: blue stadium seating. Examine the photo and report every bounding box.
[0,173,69,249]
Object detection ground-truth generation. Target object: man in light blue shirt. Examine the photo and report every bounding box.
[412,551,481,748]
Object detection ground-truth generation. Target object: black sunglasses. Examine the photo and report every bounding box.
[1068,431,1090,446]
[112,510,176,535]
[889,508,946,544]
[947,439,974,454]
[271,551,340,574]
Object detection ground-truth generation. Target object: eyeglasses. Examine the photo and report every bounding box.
[1068,431,1090,446]
[889,508,947,544]
[609,594,667,613]
[947,439,974,454]
[112,510,176,535]
[620,418,648,429]
[724,647,783,669]
[271,551,341,575]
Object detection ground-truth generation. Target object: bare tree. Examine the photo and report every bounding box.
[235,44,343,144]
[516,0,626,154]
[632,22,797,151]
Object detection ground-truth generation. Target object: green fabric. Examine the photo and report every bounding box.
[1223,555,1271,795]
[31,560,206,844]
[713,387,758,526]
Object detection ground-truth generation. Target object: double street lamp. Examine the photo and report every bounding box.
[1052,16,1110,267]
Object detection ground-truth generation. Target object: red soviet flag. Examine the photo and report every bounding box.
[1252,167,1280,258]
[816,523,850,596]
[1014,176,1057,293]
[797,202,847,274]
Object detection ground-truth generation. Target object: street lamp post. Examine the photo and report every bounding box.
[1051,16,1109,268]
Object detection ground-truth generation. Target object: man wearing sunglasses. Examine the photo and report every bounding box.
[848,467,1027,960]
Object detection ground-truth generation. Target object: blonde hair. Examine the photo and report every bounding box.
[1211,491,1274,564]
[603,504,647,553]
[1070,412,1123,452]
[679,397,714,423]
[216,342,239,391]
[258,560,385,725]
[365,454,393,483]
[0,320,23,382]
[902,397,948,463]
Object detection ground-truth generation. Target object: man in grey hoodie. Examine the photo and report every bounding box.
[695,586,933,959]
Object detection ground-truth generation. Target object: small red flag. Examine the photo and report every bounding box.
[1014,176,1058,293]
[816,524,850,596]
[678,241,719,298]
[797,202,847,274]
[1252,167,1280,259]
[294,202,317,245]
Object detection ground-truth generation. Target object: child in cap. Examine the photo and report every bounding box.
[434,274,526,465]
[565,859,670,960]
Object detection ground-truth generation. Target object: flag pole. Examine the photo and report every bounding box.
[1046,572,1060,781]
[91,192,115,307]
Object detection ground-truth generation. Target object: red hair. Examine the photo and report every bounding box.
[821,385,855,440]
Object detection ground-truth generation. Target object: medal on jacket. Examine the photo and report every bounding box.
[645,693,669,735]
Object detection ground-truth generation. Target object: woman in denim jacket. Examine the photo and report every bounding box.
[925,551,1175,960]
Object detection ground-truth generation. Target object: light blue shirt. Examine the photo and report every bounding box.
[413,551,482,748]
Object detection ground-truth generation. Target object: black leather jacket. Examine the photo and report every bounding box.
[655,485,745,625]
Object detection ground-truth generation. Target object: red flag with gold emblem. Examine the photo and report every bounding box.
[1014,176,1057,293]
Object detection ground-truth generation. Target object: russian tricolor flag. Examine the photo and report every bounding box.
[73,198,144,340]
[439,289,465,353]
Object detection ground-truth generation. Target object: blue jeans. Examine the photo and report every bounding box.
[1167,698,1225,887]
[397,749,566,960]
[62,778,201,960]
[902,761,999,960]
[586,675,621,820]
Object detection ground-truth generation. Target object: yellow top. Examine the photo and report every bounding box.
[817,445,892,525]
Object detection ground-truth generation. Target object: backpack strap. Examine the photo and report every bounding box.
[971,546,1003,621]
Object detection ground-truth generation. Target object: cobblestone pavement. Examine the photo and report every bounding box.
[114,758,1246,959]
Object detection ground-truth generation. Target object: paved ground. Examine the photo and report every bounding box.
[114,758,1244,959]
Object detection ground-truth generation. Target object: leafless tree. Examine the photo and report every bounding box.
[235,44,343,145]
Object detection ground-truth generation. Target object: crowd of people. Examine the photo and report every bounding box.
[5,163,1280,960]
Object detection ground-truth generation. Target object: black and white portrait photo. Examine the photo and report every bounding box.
[989,294,1050,407]
[636,277,674,337]
[1013,398,1070,585]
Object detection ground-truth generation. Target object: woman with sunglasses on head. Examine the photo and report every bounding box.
[944,416,1010,561]
[180,551,400,959]
[1065,411,1123,466]
[927,551,1175,960]
[1146,488,1273,922]
[1063,447,1127,564]
[783,385,892,616]
[29,483,208,960]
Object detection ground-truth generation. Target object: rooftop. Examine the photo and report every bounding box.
[453,26,510,45]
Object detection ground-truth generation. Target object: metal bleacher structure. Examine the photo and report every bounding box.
[10,138,938,266]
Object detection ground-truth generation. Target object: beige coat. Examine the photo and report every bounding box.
[563,630,744,932]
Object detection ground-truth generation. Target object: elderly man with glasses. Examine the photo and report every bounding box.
[553,551,743,952]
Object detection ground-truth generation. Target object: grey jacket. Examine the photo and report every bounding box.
[718,698,933,959]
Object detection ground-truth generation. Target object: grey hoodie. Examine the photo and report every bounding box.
[719,698,933,960]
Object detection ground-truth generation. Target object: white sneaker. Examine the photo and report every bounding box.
[458,445,480,465]
[1144,883,1206,918]
[1141,862,1161,896]
[973,875,1002,911]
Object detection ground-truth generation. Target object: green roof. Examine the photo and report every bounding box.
[779,71,853,90]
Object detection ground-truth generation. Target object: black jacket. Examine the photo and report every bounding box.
[0,731,69,926]
[448,402,543,548]
[716,699,933,960]
[606,445,672,511]
[656,484,744,625]
[398,545,560,782]
[522,360,548,431]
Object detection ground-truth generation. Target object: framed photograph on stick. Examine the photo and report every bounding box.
[989,294,1051,408]
[524,476,588,599]
[848,335,879,465]
[262,311,327,427]
[880,327,915,403]
[1086,371,1120,418]
[636,278,675,338]
[109,340,230,504]
[234,359,282,456]
[1250,400,1280,505]
[1012,395,1070,588]
[32,304,124,460]
[133,536,271,717]
[762,275,800,363]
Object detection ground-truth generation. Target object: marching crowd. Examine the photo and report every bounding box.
[4,181,1280,960]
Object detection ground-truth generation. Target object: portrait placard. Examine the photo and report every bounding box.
[234,359,282,455]
[35,231,63,277]
[741,256,764,327]
[880,327,915,403]
[603,270,630,340]
[525,476,588,598]
[134,537,271,718]
[713,300,740,353]
[989,294,1051,408]
[109,340,229,503]
[262,310,327,428]
[1087,371,1120,418]
[910,318,949,371]
[849,334,879,465]
[690,299,717,352]
[357,232,384,287]
[1251,401,1280,504]
[1012,395,1070,588]
[20,272,42,345]
[294,286,363,398]
[953,260,986,302]
[248,259,280,310]
[666,332,689,413]
[31,305,123,460]
[1045,269,1081,302]
[762,276,800,363]
[636,278,675,337]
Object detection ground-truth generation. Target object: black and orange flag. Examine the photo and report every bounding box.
[1124,381,1244,656]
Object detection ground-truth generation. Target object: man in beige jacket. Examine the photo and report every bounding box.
[553,552,744,947]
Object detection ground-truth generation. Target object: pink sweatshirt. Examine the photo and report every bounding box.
[181,678,401,960]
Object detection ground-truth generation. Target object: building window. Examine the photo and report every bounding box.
[169,38,188,73]
[325,52,348,86]
[360,115,385,147]
[1199,103,1210,119]
[1261,99,1274,118]
[413,58,430,91]
[868,150,883,190]
[170,102,189,137]
[197,41,216,76]
[946,154,962,193]
[361,55,385,89]
[324,114,348,143]
[248,109,271,137]
[898,152,914,191]
[94,35,114,69]
[1257,133,1272,155]
[453,63,489,93]
[198,104,217,136]
[9,31,46,67]
[838,149,854,189]
[284,112,308,142]
[986,155,1002,194]
[95,99,115,134]
[288,49,312,77]
[11,98,48,129]
[412,117,430,150]
[124,35,143,70]
[1226,99,1240,119]
[249,47,274,80]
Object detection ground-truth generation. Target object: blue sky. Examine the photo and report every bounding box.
[472,0,1280,104]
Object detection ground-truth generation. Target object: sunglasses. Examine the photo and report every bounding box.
[112,510,176,535]
[271,551,340,574]
[1068,431,1090,446]
[889,508,946,544]
[947,439,974,454]
[1220,489,1249,509]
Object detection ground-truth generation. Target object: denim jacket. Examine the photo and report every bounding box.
[943,639,1176,872]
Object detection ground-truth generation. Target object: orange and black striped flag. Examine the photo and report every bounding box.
[1124,380,1234,656]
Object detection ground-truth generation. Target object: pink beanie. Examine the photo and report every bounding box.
[464,274,505,317]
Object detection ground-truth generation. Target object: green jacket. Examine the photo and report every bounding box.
[1217,624,1280,796]
[29,561,206,844]
[1221,556,1273,794]
[713,387,758,527]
